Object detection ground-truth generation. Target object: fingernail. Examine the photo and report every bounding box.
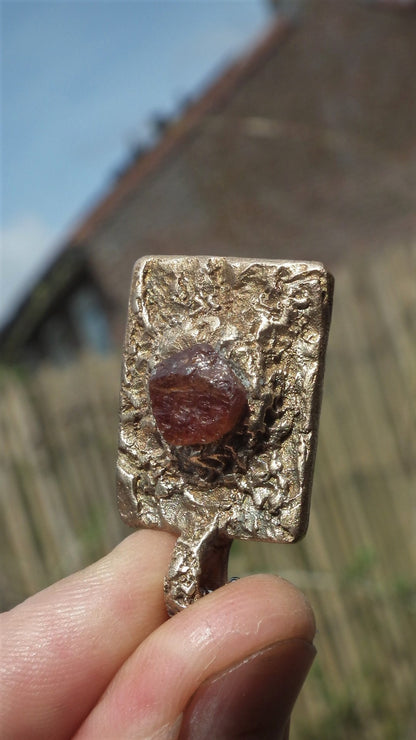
[180,638,316,740]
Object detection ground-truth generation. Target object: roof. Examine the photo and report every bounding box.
[0,17,292,357]
[2,0,416,358]
[70,17,292,246]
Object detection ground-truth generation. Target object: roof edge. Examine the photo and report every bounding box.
[70,16,292,246]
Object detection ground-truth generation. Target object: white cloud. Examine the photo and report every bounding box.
[0,215,58,326]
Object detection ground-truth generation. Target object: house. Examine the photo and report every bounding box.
[1,5,415,726]
[1,0,415,365]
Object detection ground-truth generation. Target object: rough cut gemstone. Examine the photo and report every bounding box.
[149,343,248,446]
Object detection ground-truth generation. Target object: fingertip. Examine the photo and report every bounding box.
[193,572,316,645]
[110,528,177,570]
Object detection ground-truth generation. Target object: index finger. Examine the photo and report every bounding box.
[1,529,176,739]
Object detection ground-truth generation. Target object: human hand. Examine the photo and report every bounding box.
[1,531,315,739]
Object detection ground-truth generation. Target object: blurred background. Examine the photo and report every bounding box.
[1,1,415,737]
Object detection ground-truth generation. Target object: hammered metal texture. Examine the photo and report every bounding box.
[117,256,333,613]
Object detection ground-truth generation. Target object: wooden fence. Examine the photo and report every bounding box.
[1,243,414,738]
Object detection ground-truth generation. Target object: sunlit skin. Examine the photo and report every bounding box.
[0,530,316,739]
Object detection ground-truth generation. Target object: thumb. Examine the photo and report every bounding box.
[75,575,315,739]
[180,637,316,740]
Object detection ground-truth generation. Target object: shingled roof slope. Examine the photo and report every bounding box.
[0,17,291,353]
[2,0,416,358]
[70,18,291,246]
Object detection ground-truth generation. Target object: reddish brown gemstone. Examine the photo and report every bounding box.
[149,343,248,446]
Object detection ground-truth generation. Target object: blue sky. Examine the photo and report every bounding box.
[1,0,272,325]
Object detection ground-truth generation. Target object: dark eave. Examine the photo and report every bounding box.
[0,245,87,361]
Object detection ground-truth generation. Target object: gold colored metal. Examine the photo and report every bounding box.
[117,256,333,615]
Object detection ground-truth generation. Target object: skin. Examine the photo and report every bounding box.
[0,530,316,739]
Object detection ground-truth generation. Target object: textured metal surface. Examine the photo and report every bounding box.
[117,256,333,615]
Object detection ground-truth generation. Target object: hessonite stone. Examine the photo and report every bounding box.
[149,343,248,446]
